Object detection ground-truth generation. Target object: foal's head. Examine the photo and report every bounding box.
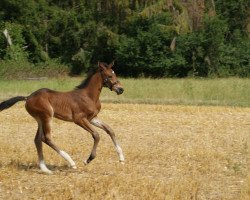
[99,62,124,95]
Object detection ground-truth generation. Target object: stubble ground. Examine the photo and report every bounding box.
[0,103,249,199]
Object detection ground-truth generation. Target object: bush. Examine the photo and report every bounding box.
[116,14,185,77]
[175,16,248,77]
[0,59,68,79]
[0,22,28,62]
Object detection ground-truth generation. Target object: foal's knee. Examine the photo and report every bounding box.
[92,132,100,143]
[102,124,113,134]
[105,127,115,138]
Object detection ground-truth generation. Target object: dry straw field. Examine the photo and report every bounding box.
[0,103,249,199]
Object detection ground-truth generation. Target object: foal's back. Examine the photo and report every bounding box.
[25,88,80,122]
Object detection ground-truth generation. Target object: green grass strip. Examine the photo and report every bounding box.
[0,78,249,107]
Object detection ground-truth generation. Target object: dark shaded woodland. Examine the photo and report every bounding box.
[0,0,249,77]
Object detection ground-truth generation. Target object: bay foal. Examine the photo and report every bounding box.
[0,62,125,174]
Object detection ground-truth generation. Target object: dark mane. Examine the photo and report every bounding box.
[75,63,108,89]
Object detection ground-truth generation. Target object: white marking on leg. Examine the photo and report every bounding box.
[59,150,76,169]
[91,118,103,129]
[39,160,52,174]
[91,118,125,163]
[115,144,125,162]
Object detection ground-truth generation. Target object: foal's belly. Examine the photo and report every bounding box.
[53,111,73,122]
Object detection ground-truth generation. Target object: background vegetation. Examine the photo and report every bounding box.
[0,0,249,78]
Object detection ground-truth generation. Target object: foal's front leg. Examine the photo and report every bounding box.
[91,117,125,163]
[75,118,100,164]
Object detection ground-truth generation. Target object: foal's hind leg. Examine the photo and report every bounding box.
[41,118,76,170]
[34,120,53,174]
[91,117,125,163]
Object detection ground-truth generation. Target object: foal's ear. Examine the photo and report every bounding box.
[108,61,115,69]
[98,62,106,71]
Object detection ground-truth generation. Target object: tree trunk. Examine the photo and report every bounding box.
[3,29,12,46]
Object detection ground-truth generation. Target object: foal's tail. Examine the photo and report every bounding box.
[0,96,27,111]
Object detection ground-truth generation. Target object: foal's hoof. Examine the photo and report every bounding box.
[41,169,53,174]
[72,165,77,169]
[119,160,125,165]
[40,164,53,174]
[83,160,88,165]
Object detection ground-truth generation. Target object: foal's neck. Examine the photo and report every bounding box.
[81,71,103,102]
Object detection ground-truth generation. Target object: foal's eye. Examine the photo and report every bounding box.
[108,76,112,78]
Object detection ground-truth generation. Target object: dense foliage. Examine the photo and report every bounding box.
[0,0,249,78]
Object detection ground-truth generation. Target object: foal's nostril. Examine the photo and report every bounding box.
[116,88,124,95]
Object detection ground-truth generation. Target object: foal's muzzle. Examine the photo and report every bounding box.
[115,87,124,95]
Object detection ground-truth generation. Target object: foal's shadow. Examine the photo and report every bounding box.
[5,160,76,174]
